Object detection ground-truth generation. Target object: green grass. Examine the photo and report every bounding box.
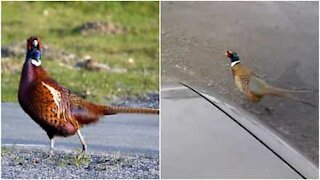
[1,1,159,103]
[1,146,14,155]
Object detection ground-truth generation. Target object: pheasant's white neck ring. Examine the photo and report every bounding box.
[31,59,41,66]
[231,60,240,67]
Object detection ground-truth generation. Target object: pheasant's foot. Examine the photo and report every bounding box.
[76,129,88,159]
[44,151,54,160]
[44,138,55,160]
[76,143,88,159]
[83,143,88,153]
[264,107,274,115]
[47,138,55,158]
[76,149,87,159]
[50,152,54,158]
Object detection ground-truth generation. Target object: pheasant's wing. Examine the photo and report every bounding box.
[241,66,266,93]
[234,75,247,93]
[247,67,257,77]
[248,76,269,95]
[69,94,116,125]
[34,78,113,126]
[69,94,99,124]
[27,78,79,137]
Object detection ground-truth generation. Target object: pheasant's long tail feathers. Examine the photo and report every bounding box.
[265,87,317,108]
[265,86,312,94]
[284,94,317,108]
[103,105,159,115]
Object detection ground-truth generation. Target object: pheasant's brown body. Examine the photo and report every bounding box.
[18,37,158,156]
[232,63,264,102]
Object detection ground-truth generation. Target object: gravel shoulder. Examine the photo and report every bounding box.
[1,146,159,179]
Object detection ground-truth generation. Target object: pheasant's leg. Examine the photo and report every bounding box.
[44,138,55,160]
[76,129,87,158]
[50,138,55,156]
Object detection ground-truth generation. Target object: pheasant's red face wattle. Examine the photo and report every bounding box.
[27,36,42,51]
[225,50,233,58]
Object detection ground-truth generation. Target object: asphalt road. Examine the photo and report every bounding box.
[1,103,159,155]
[161,1,318,164]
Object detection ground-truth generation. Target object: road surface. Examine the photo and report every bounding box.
[161,1,318,164]
[2,103,159,155]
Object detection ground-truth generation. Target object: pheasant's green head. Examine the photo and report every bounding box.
[225,50,240,67]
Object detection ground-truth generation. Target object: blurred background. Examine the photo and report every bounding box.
[162,1,318,165]
[2,1,159,105]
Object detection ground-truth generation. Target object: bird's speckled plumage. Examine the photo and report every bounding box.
[231,63,263,102]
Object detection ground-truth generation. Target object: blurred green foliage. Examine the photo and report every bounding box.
[1,1,159,103]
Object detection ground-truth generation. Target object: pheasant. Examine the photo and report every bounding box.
[225,50,315,107]
[18,36,159,157]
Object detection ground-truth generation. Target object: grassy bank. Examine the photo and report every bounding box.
[1,2,159,103]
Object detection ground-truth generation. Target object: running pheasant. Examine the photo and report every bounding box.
[18,36,159,157]
[225,50,315,107]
